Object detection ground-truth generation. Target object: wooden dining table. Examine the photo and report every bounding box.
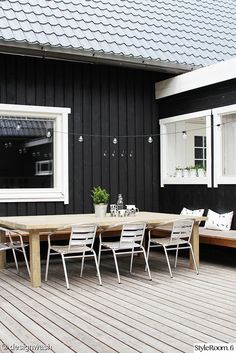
[0,211,205,287]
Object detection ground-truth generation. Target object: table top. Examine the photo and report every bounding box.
[0,212,206,231]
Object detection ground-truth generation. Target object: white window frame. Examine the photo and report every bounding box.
[160,109,212,187]
[0,104,70,204]
[213,104,236,187]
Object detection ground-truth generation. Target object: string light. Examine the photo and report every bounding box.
[103,150,107,157]
[121,150,125,157]
[129,151,133,158]
[46,130,51,138]
[112,137,118,144]
[182,131,187,139]
[148,136,153,143]
[111,150,116,157]
[16,123,21,131]
[78,135,83,142]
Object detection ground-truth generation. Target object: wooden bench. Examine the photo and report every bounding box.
[151,225,236,248]
[199,227,236,248]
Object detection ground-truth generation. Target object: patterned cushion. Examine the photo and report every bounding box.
[181,207,204,217]
[204,209,233,231]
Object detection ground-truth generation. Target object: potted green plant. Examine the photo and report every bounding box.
[91,186,109,217]
[189,166,197,177]
[197,165,206,178]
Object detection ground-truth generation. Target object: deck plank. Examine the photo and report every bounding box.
[0,252,235,353]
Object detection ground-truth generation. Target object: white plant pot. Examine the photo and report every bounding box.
[183,169,189,177]
[190,169,197,178]
[198,169,205,178]
[94,204,108,217]
[175,170,182,178]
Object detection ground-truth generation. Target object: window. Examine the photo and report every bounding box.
[194,136,207,168]
[213,104,236,186]
[0,104,70,203]
[160,110,212,187]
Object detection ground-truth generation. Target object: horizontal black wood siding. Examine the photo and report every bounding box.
[157,79,236,228]
[0,53,167,216]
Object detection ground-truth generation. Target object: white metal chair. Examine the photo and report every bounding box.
[147,219,199,278]
[0,227,31,277]
[98,222,152,283]
[45,223,102,289]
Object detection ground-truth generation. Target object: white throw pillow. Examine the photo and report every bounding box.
[181,207,204,217]
[204,209,233,231]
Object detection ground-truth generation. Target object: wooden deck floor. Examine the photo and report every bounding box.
[0,252,236,353]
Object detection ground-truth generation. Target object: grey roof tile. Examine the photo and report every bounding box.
[0,0,235,68]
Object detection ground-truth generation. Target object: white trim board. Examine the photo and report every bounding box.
[155,58,236,99]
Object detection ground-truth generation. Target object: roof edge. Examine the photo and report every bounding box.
[155,57,236,99]
[0,41,194,74]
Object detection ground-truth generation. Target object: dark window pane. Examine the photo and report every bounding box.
[195,160,204,168]
[194,136,203,147]
[195,148,203,159]
[0,117,54,189]
[204,136,207,147]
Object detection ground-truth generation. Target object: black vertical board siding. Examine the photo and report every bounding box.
[0,53,162,216]
[73,65,84,213]
[118,70,128,204]
[158,78,236,227]
[109,68,119,201]
[127,74,136,205]
[143,76,153,211]
[91,67,101,188]
[100,67,110,198]
[135,75,145,210]
[152,83,159,212]
[0,55,6,102]
[83,65,93,211]
[6,55,17,104]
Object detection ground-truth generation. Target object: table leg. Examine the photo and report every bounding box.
[29,230,41,287]
[190,221,199,269]
[0,229,6,269]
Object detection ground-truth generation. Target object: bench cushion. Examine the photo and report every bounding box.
[199,227,236,239]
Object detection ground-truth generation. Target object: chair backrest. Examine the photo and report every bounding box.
[170,220,194,242]
[120,222,146,245]
[69,224,97,250]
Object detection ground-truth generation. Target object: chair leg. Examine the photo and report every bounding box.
[141,246,152,281]
[45,247,51,281]
[163,246,173,278]
[112,250,121,284]
[61,254,70,290]
[98,240,102,268]
[92,249,102,286]
[174,244,179,268]
[130,248,134,273]
[189,244,199,275]
[11,248,19,273]
[80,252,85,277]
[22,246,31,278]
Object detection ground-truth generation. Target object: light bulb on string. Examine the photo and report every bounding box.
[129,150,133,158]
[148,136,153,144]
[121,150,125,157]
[16,123,21,131]
[112,137,118,144]
[111,150,116,157]
[46,130,51,138]
[78,135,84,143]
[182,131,187,139]
[103,149,107,157]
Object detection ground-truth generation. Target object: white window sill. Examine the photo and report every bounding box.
[0,189,68,203]
[162,177,209,186]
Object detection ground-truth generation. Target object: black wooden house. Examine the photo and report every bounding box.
[0,0,235,218]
